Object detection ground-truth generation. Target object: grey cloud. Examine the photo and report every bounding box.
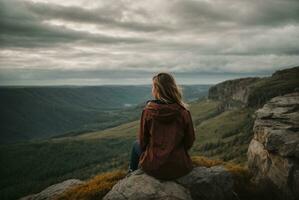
[0,0,150,48]
[240,0,299,27]
[170,0,299,29]
[0,0,299,85]
[26,2,173,33]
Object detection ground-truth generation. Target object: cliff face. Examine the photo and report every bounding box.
[247,92,299,200]
[208,66,299,109]
[208,77,260,109]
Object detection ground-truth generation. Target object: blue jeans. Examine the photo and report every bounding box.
[129,140,144,171]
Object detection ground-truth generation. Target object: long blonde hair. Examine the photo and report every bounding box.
[152,72,189,110]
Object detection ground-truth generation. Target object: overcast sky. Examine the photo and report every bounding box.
[0,0,298,85]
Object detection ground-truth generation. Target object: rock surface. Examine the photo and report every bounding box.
[19,179,84,200]
[103,166,234,200]
[247,92,299,200]
[208,66,299,109]
[208,77,260,109]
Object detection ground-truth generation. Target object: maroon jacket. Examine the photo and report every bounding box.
[138,100,195,180]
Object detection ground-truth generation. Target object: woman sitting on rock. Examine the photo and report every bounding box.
[128,72,196,180]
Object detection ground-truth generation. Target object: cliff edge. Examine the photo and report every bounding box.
[208,66,299,109]
[247,92,299,200]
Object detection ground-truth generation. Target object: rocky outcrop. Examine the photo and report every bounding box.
[103,166,234,200]
[208,66,299,109]
[19,179,84,200]
[208,77,260,109]
[247,92,299,200]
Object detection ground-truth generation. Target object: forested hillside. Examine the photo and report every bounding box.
[0,84,210,143]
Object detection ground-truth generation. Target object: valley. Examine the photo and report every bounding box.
[0,98,253,200]
[0,84,210,143]
[1,66,298,200]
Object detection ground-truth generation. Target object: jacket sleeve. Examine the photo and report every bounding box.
[138,109,150,152]
[183,110,195,151]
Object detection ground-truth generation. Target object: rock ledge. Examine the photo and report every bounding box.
[104,166,234,200]
[247,92,299,200]
[20,179,84,200]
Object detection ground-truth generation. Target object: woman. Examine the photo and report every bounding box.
[128,72,196,180]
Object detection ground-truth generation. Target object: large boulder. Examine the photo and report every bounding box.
[247,92,299,200]
[19,179,84,200]
[103,166,234,200]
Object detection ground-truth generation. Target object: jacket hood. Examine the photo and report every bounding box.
[145,101,183,123]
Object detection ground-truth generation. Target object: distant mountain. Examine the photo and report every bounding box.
[0,84,210,143]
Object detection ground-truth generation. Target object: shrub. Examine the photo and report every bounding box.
[55,170,126,200]
[191,155,223,167]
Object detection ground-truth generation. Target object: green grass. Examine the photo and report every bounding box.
[190,107,255,163]
[187,98,221,126]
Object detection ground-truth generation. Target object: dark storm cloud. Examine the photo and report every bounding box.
[170,0,299,28]
[0,0,299,85]
[0,0,150,48]
[238,0,299,27]
[1,0,299,53]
